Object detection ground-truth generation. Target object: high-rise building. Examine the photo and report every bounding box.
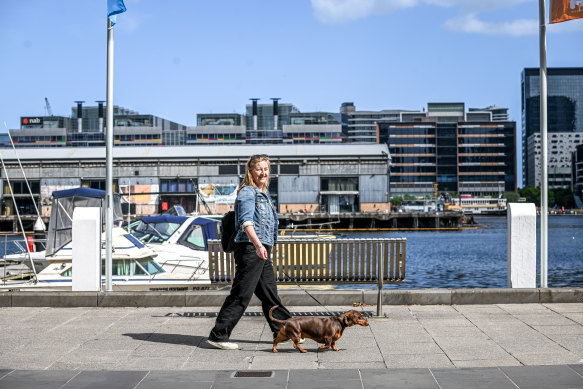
[573,144,583,207]
[521,67,583,188]
[379,102,516,197]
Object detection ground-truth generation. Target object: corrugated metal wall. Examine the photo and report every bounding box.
[278,176,319,203]
[359,175,388,203]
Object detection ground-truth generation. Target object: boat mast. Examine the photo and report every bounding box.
[0,149,37,280]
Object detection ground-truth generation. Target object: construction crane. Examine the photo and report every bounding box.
[44,97,53,116]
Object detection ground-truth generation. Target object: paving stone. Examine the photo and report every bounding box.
[317,347,384,362]
[0,370,79,389]
[511,351,583,366]
[432,367,517,389]
[512,314,576,326]
[360,368,439,389]
[62,370,148,388]
[288,368,361,381]
[0,370,13,379]
[533,325,583,336]
[545,304,583,313]
[250,355,319,370]
[501,365,583,388]
[319,362,387,369]
[136,371,215,389]
[211,369,288,389]
[452,359,522,368]
[569,364,583,377]
[383,353,454,368]
[377,341,443,355]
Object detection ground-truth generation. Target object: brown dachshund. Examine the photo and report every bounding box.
[269,305,369,353]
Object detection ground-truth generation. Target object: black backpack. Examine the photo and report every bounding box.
[220,190,265,253]
[220,210,237,253]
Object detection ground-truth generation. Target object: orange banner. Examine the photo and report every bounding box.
[550,0,583,23]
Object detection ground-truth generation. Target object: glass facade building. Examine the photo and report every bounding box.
[521,67,583,187]
[380,114,516,197]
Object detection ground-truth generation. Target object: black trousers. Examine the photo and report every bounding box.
[208,243,292,342]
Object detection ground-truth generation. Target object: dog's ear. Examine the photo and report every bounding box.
[343,311,354,326]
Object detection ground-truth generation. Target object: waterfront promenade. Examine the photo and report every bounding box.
[1,289,583,388]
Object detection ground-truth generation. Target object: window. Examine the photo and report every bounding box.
[280,165,299,174]
[181,225,205,250]
[219,165,238,175]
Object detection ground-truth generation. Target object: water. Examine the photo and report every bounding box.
[340,216,583,289]
[2,216,581,289]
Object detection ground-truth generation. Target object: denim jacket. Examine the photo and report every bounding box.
[234,185,278,247]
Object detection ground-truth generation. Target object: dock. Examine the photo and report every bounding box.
[279,211,465,229]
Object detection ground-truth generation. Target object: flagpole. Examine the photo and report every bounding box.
[538,0,548,288]
[105,18,114,291]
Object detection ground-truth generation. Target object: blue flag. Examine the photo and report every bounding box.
[107,0,127,26]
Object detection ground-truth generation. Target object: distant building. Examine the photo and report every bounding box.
[341,102,423,143]
[527,132,583,189]
[186,113,246,145]
[521,67,583,188]
[468,106,509,121]
[283,112,342,144]
[573,144,583,207]
[0,145,390,220]
[9,102,186,148]
[192,100,342,145]
[379,102,516,197]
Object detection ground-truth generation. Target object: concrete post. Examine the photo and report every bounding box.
[507,203,536,288]
[72,207,102,292]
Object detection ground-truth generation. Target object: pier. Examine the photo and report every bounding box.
[279,211,465,230]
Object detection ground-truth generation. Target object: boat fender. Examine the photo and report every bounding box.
[27,236,35,253]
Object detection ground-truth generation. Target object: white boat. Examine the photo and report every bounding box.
[130,214,221,279]
[456,195,508,215]
[1,188,213,291]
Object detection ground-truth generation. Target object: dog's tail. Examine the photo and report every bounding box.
[269,305,287,325]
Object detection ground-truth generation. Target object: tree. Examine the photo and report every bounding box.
[519,186,540,205]
[503,191,520,203]
[391,196,402,207]
[553,187,575,208]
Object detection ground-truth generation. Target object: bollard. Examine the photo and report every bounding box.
[507,203,536,288]
[72,207,101,291]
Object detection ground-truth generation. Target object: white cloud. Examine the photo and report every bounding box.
[310,0,581,37]
[444,12,538,36]
[311,0,418,24]
[548,19,583,32]
[424,0,532,13]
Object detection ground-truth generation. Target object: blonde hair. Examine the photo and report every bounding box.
[237,154,270,193]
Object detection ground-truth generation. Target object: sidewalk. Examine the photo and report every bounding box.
[1,303,583,388]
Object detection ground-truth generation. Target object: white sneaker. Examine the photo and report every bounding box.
[278,338,305,345]
[207,339,239,350]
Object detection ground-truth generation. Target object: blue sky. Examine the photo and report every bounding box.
[1,0,582,183]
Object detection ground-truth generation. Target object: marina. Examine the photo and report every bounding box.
[2,213,581,291]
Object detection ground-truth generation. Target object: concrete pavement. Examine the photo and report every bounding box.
[1,302,583,387]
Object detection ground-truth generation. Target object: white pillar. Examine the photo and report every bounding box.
[507,203,537,288]
[72,207,101,291]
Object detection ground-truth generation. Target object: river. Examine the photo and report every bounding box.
[340,215,583,289]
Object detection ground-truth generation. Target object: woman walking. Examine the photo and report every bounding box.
[207,154,294,350]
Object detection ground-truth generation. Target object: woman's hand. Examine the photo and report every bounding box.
[244,225,268,261]
[255,245,268,260]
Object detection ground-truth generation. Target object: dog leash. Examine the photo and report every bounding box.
[270,259,333,314]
